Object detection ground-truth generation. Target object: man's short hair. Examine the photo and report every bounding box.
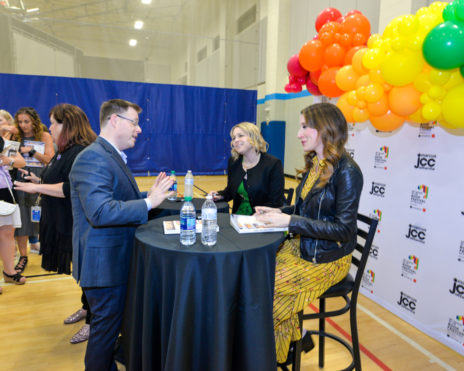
[99,99,142,128]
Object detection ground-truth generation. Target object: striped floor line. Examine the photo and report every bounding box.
[308,302,456,371]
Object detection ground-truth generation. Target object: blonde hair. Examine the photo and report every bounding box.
[0,110,14,124]
[230,122,268,160]
[298,103,348,189]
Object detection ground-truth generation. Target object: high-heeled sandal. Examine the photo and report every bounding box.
[3,271,26,285]
[14,255,28,273]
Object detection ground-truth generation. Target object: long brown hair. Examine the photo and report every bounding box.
[298,103,348,188]
[49,104,97,152]
[14,107,44,141]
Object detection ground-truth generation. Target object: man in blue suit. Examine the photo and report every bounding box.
[70,99,173,371]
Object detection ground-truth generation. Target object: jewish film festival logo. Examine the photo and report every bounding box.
[369,243,380,260]
[374,146,389,170]
[446,315,464,346]
[405,224,426,244]
[458,241,464,263]
[361,269,375,293]
[414,153,436,171]
[397,291,417,314]
[401,255,419,283]
[418,122,437,138]
[369,181,386,198]
[346,148,355,159]
[449,278,464,300]
[410,185,429,212]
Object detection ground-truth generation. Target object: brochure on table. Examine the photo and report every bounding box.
[230,214,288,234]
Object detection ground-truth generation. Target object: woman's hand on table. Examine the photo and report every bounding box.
[255,208,290,228]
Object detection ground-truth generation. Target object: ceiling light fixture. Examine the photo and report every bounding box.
[26,7,39,13]
[134,20,143,30]
[141,0,152,4]
[129,39,137,47]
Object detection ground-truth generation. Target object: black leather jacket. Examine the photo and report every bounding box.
[281,153,363,263]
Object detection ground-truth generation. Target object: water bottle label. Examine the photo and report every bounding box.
[185,179,193,185]
[202,209,217,220]
[169,181,177,192]
[180,216,196,231]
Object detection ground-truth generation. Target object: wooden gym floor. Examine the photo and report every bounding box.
[0,175,462,370]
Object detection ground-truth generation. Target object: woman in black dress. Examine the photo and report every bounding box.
[15,103,97,343]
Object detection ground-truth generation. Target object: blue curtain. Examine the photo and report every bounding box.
[0,73,257,175]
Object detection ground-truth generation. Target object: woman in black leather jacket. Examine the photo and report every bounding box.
[210,122,284,214]
[255,103,363,364]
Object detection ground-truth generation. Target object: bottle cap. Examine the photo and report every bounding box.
[171,170,175,174]
[206,195,212,200]
[184,196,193,201]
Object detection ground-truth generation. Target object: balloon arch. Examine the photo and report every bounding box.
[285,1,464,131]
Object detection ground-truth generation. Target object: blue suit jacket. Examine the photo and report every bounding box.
[70,137,148,287]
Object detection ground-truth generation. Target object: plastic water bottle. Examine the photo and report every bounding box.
[184,170,194,200]
[180,196,196,246]
[201,195,217,246]
[168,170,177,201]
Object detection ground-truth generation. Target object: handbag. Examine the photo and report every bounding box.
[0,200,17,215]
[0,170,19,216]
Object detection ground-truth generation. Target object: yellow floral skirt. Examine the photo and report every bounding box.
[274,238,351,363]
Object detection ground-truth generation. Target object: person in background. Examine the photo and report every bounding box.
[12,107,54,274]
[209,122,285,214]
[0,109,27,292]
[255,103,363,364]
[70,99,174,371]
[15,103,97,343]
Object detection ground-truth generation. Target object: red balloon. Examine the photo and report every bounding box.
[305,78,322,95]
[345,10,362,17]
[296,76,307,85]
[315,8,343,32]
[288,75,297,83]
[290,83,303,92]
[323,43,346,67]
[287,54,308,77]
[299,40,324,72]
[284,84,292,93]
[318,67,344,97]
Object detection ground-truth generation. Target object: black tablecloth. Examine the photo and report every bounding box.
[123,213,286,371]
[149,197,229,219]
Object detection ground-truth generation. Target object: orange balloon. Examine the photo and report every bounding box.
[310,70,321,85]
[369,68,384,85]
[336,65,359,91]
[364,83,384,103]
[352,48,368,76]
[299,40,324,72]
[324,43,346,67]
[388,84,421,116]
[353,107,369,122]
[370,110,405,131]
[367,94,389,116]
[339,33,352,49]
[336,93,355,122]
[344,46,365,65]
[355,74,371,88]
[342,13,371,40]
[318,67,344,97]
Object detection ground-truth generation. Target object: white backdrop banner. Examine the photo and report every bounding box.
[346,122,464,356]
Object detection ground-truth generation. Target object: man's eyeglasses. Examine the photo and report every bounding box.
[115,114,140,128]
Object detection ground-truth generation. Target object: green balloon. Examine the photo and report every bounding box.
[442,2,457,22]
[423,21,464,69]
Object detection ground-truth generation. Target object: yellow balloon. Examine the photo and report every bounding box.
[420,93,432,104]
[422,101,441,121]
[398,15,418,36]
[391,36,405,52]
[356,86,367,101]
[414,72,432,92]
[352,48,368,76]
[428,85,445,99]
[380,51,423,86]
[362,49,383,69]
[369,69,385,84]
[443,71,464,90]
[367,34,382,48]
[408,108,425,123]
[429,69,451,86]
[442,84,464,128]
